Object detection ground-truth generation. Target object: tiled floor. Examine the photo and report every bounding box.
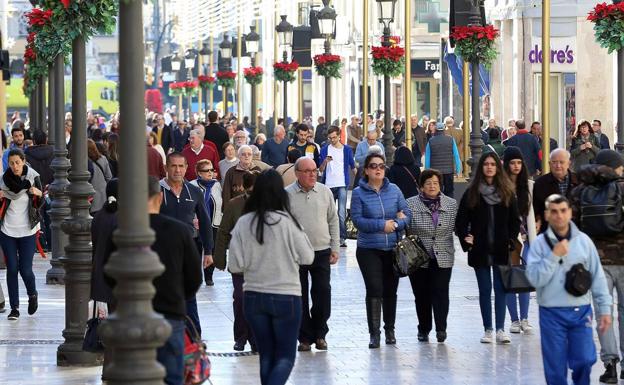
[0,239,612,384]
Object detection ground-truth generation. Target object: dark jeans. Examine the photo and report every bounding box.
[203,227,218,283]
[244,291,301,385]
[232,273,255,346]
[157,318,185,385]
[442,173,454,198]
[299,249,331,342]
[409,258,452,334]
[356,247,399,329]
[474,266,506,331]
[0,232,37,310]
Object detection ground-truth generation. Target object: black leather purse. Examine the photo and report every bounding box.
[393,232,430,277]
[498,256,536,293]
[82,302,104,353]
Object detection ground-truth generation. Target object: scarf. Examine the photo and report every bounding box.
[419,192,441,213]
[3,165,32,196]
[479,182,502,205]
[196,178,216,217]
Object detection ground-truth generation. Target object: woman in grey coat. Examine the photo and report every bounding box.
[406,169,458,343]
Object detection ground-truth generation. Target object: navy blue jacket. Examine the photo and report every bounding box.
[351,178,411,251]
[159,179,213,253]
[504,131,541,175]
[261,138,289,167]
[597,133,611,150]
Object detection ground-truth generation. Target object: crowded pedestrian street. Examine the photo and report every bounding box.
[0,239,611,384]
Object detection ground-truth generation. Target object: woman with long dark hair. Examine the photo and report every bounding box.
[351,153,411,348]
[0,148,42,320]
[502,147,537,334]
[228,169,314,385]
[570,119,599,172]
[456,152,520,344]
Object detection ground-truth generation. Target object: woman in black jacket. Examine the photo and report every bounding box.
[387,146,420,199]
[455,152,520,344]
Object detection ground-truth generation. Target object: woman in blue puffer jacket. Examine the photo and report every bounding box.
[351,153,411,349]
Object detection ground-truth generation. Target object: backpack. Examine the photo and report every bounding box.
[577,180,624,237]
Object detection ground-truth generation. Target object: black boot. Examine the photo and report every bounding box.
[366,297,382,349]
[600,359,618,384]
[204,266,215,286]
[383,296,397,345]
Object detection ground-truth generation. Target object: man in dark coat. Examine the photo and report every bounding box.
[204,111,230,159]
[152,114,173,154]
[24,130,54,187]
[533,148,578,233]
[504,120,541,176]
[593,120,611,150]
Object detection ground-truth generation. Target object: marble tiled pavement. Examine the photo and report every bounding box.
[0,239,614,384]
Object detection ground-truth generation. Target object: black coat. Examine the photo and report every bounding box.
[455,192,521,267]
[25,145,54,187]
[387,146,420,199]
[533,172,578,233]
[204,122,229,159]
[90,208,117,304]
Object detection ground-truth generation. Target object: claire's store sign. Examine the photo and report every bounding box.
[529,38,577,71]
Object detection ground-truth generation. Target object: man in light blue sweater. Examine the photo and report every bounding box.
[526,194,612,385]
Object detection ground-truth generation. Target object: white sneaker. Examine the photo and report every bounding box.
[510,320,521,334]
[480,330,494,344]
[520,319,533,334]
[496,330,511,344]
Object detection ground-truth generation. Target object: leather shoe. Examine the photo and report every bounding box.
[233,342,245,351]
[297,342,312,352]
[315,338,328,350]
[417,332,429,342]
[436,331,447,343]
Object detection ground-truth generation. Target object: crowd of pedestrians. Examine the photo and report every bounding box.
[1,107,623,385]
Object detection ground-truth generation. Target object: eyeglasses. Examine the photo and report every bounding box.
[199,169,214,173]
[367,163,385,170]
[297,169,318,175]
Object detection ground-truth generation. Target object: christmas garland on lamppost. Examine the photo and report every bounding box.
[313,54,343,79]
[169,82,185,97]
[273,60,299,83]
[588,2,624,53]
[371,45,405,77]
[449,25,500,67]
[182,80,199,96]
[216,71,236,89]
[243,66,264,86]
[198,75,215,90]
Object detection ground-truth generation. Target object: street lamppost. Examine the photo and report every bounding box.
[220,34,232,115]
[199,41,211,114]
[276,15,293,124]
[466,1,484,177]
[170,51,182,115]
[246,25,260,133]
[615,0,624,154]
[185,49,197,120]
[318,0,337,127]
[376,0,397,164]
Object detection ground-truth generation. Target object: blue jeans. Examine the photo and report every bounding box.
[244,291,301,385]
[185,296,201,337]
[0,232,37,310]
[157,318,185,385]
[474,266,506,331]
[330,187,347,242]
[539,305,595,385]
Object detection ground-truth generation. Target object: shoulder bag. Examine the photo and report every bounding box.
[184,316,212,385]
[498,255,535,293]
[82,301,105,353]
[393,230,430,277]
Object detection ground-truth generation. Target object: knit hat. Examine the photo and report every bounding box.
[502,146,524,163]
[435,123,445,131]
[595,149,624,169]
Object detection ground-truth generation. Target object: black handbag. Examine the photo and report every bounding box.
[498,256,535,293]
[83,301,104,353]
[345,209,358,240]
[393,232,430,277]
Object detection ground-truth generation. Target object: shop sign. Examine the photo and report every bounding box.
[410,59,440,77]
[529,38,577,71]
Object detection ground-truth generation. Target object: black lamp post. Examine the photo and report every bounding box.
[220,34,232,115]
[318,0,337,127]
[185,49,197,120]
[246,25,260,132]
[466,1,484,177]
[276,15,293,124]
[170,52,182,114]
[200,42,211,114]
[615,0,624,154]
[376,0,397,164]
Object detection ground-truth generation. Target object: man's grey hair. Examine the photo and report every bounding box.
[294,156,315,171]
[550,148,571,161]
[189,128,202,138]
[275,125,285,135]
[237,144,252,156]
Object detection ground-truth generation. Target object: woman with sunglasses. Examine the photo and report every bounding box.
[351,153,411,349]
[190,159,222,287]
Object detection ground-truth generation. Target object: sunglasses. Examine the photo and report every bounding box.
[367,163,385,170]
[199,169,214,172]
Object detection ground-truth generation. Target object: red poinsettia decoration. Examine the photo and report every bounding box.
[313,54,343,78]
[243,66,264,86]
[370,46,405,77]
[198,75,216,89]
[25,8,53,27]
[273,60,299,83]
[449,25,499,42]
[27,32,36,44]
[24,47,36,64]
[216,71,237,88]
[371,46,406,62]
[60,0,71,8]
[587,2,624,53]
[448,24,499,67]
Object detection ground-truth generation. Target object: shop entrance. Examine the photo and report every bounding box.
[534,72,576,149]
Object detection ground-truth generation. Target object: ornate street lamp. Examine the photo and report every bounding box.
[276,15,293,123]
[376,0,397,164]
[220,34,232,115]
[318,0,337,127]
[246,25,260,131]
[170,51,182,72]
[199,42,211,115]
[185,49,197,120]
